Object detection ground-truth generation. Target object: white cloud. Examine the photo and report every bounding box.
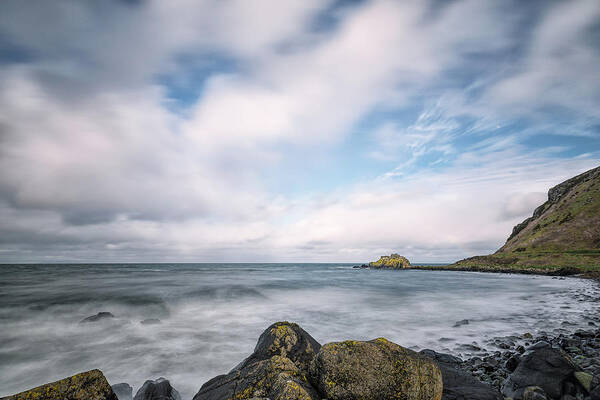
[0,0,599,262]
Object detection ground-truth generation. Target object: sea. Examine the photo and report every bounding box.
[0,263,598,398]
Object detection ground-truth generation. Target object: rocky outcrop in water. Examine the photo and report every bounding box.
[368,253,412,269]
[80,312,115,323]
[1,370,117,400]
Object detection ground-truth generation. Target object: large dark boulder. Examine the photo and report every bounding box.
[420,349,502,400]
[309,338,442,400]
[133,378,180,400]
[112,383,133,400]
[238,321,321,374]
[501,342,579,399]
[193,321,321,400]
[1,370,117,400]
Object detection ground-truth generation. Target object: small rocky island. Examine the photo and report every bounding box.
[355,253,412,269]
[4,321,599,400]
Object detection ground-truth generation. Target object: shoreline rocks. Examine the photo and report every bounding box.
[195,322,445,400]
[5,320,600,400]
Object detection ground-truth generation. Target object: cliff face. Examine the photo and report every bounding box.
[454,165,600,270]
[499,165,600,253]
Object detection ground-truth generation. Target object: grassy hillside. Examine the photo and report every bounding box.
[451,166,600,273]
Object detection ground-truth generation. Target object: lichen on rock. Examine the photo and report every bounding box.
[1,370,117,400]
[193,322,321,400]
[309,337,442,400]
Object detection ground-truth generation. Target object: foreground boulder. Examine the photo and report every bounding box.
[309,338,442,400]
[238,320,321,374]
[134,378,180,400]
[193,321,320,400]
[420,349,502,400]
[1,369,117,400]
[111,383,133,400]
[501,342,579,399]
[195,322,444,400]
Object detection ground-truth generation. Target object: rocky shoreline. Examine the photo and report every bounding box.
[3,315,600,400]
[354,262,600,280]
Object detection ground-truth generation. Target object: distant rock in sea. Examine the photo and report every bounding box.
[80,312,115,323]
[369,253,412,269]
[140,318,161,325]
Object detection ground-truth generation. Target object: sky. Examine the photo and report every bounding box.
[0,0,599,263]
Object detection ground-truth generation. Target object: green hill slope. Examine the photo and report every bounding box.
[452,165,600,272]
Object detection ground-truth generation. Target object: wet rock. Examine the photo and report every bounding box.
[140,319,161,325]
[1,369,117,400]
[522,386,547,400]
[420,349,502,400]
[592,385,600,400]
[420,349,462,367]
[310,338,442,400]
[505,355,520,372]
[134,378,180,400]
[574,371,593,392]
[453,320,469,328]
[194,321,320,400]
[239,321,321,374]
[196,355,318,400]
[112,383,133,400]
[80,312,115,323]
[501,342,579,399]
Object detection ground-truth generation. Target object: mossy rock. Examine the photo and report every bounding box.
[1,370,117,400]
[193,322,320,400]
[309,338,442,400]
[246,321,321,374]
[369,254,411,269]
[194,355,317,400]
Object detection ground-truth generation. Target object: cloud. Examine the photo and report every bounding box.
[0,0,599,262]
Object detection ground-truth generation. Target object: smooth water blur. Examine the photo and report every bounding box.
[0,264,598,398]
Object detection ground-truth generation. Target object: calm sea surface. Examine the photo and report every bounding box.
[1,263,597,398]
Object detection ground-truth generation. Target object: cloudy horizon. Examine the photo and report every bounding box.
[1,0,599,263]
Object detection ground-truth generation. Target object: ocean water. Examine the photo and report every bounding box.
[0,263,598,398]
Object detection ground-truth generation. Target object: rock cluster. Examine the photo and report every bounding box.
[194,321,442,400]
[435,326,600,400]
